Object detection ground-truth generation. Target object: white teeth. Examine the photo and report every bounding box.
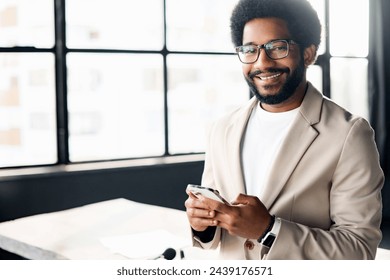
[259,73,282,80]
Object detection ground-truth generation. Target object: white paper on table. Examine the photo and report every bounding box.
[99,229,191,259]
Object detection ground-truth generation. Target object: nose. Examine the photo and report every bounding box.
[253,49,276,69]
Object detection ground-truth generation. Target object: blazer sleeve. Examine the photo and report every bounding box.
[266,118,384,260]
[191,122,222,250]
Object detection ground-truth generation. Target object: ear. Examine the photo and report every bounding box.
[303,44,317,67]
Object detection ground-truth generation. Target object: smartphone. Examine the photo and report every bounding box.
[187,184,230,205]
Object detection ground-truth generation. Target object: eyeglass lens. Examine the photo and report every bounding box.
[237,40,290,63]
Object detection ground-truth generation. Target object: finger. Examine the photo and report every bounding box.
[185,193,202,210]
[212,211,245,236]
[189,217,218,230]
[188,191,199,200]
[185,195,210,210]
[212,211,228,223]
[186,207,215,218]
[231,193,257,205]
[186,188,198,197]
[186,189,209,203]
[201,196,231,213]
[231,193,250,205]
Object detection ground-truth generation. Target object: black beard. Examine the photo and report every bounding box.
[245,60,305,105]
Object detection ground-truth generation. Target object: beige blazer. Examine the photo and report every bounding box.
[195,83,384,259]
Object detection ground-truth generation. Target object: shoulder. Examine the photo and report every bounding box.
[321,95,372,135]
[303,83,371,132]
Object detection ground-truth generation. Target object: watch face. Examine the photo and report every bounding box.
[262,234,276,248]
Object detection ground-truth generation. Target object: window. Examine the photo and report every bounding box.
[308,0,370,119]
[328,0,369,119]
[0,0,370,168]
[67,53,165,161]
[0,0,56,168]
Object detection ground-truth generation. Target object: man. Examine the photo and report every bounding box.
[185,0,383,259]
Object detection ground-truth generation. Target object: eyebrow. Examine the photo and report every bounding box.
[241,39,288,47]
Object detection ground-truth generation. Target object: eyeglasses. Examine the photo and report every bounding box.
[235,39,298,64]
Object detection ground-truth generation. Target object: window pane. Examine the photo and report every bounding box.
[166,0,238,52]
[67,54,164,162]
[168,54,248,154]
[0,53,56,167]
[0,0,54,48]
[329,0,369,57]
[307,0,326,55]
[330,58,368,119]
[307,65,323,93]
[66,0,164,50]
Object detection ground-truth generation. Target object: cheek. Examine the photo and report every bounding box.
[287,51,303,70]
[275,59,299,75]
[242,64,252,76]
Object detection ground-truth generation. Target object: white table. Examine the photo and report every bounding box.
[0,198,388,260]
[0,198,217,260]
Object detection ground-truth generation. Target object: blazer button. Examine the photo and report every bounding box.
[244,240,255,250]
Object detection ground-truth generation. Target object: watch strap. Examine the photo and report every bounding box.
[257,215,275,243]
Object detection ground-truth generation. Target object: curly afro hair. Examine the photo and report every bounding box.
[230,0,321,49]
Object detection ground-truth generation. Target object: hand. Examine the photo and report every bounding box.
[202,193,272,240]
[184,187,218,232]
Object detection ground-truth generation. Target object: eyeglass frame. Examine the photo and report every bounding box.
[235,39,298,64]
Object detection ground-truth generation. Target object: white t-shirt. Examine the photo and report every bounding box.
[242,103,300,198]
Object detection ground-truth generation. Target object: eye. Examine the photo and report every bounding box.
[240,45,257,54]
[274,45,288,51]
[267,41,288,51]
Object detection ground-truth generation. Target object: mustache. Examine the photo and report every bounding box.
[248,68,289,79]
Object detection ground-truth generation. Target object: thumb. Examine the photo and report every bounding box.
[231,193,251,205]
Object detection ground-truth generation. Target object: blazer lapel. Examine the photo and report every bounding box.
[261,83,324,208]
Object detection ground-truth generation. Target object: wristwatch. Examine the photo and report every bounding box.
[260,217,281,248]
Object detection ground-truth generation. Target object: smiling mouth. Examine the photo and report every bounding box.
[257,72,282,81]
[249,69,286,82]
